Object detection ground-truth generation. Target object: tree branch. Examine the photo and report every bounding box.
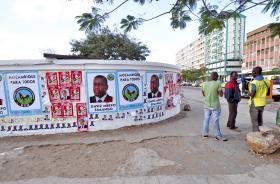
[185,4,200,19]
[202,0,212,14]
[233,0,250,13]
[104,0,129,16]
[239,0,270,12]
[248,0,269,6]
[220,0,238,12]
[139,1,181,22]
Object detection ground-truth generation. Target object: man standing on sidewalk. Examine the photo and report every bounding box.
[201,72,227,141]
[248,66,270,132]
[224,71,241,131]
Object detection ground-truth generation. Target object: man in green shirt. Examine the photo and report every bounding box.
[201,72,227,141]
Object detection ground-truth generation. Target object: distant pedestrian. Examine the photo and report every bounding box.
[201,72,228,141]
[248,67,270,132]
[224,71,241,131]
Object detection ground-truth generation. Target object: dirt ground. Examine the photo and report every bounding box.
[0,87,280,182]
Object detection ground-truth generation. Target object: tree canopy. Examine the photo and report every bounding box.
[181,67,206,82]
[75,0,280,35]
[70,28,150,60]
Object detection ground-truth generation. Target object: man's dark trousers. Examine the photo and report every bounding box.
[227,102,238,129]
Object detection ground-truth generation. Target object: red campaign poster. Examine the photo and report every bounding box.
[70,87,80,101]
[62,102,74,117]
[46,72,58,87]
[51,103,63,118]
[71,71,82,86]
[48,86,60,102]
[77,116,88,132]
[76,103,87,117]
[59,87,71,101]
[58,71,71,87]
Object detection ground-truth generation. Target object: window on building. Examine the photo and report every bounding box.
[262,38,265,44]
[275,45,279,52]
[257,50,260,56]
[253,61,256,66]
[261,49,264,54]
[265,48,269,54]
[257,40,261,45]
[270,46,274,52]
[266,36,270,42]
[261,59,264,65]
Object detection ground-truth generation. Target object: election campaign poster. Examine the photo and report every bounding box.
[117,71,143,110]
[70,87,81,101]
[76,103,88,132]
[48,86,60,102]
[58,71,71,87]
[76,103,87,117]
[86,72,117,113]
[46,72,58,87]
[51,103,62,118]
[0,74,8,116]
[6,72,42,116]
[62,102,74,117]
[71,71,82,86]
[146,72,164,107]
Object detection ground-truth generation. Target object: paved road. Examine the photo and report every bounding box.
[0,87,279,184]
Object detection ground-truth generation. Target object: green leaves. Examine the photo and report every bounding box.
[120,15,143,33]
[170,10,192,29]
[74,0,280,36]
[262,0,280,16]
[70,27,150,60]
[76,7,108,34]
[268,23,280,37]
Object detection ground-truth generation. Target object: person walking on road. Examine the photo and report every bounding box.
[224,71,241,131]
[248,66,270,132]
[201,72,228,141]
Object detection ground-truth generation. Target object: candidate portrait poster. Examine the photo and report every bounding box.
[117,71,143,110]
[86,72,117,113]
[146,72,164,107]
[0,74,8,116]
[6,72,42,116]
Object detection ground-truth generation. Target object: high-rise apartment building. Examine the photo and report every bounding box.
[176,36,205,70]
[205,15,246,77]
[242,24,280,73]
[176,15,246,79]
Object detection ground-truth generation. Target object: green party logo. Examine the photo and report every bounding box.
[122,83,139,102]
[13,87,35,107]
[107,74,115,81]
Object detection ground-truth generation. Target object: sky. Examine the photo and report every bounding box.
[0,0,278,64]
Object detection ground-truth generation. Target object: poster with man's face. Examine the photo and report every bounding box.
[146,72,164,107]
[0,73,8,116]
[6,72,42,116]
[86,72,117,113]
[117,71,143,110]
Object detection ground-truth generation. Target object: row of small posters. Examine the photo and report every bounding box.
[0,71,180,118]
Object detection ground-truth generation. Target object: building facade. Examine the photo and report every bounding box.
[176,36,205,70]
[205,15,246,78]
[176,15,246,79]
[242,24,280,73]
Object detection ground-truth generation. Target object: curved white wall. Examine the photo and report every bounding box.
[0,59,181,137]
